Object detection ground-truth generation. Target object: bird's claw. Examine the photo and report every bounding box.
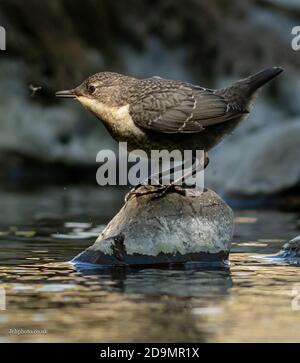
[125,184,162,202]
[149,184,186,200]
[125,183,186,202]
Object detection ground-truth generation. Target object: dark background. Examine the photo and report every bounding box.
[0,0,299,207]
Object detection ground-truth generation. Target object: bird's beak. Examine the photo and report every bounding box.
[55,89,77,98]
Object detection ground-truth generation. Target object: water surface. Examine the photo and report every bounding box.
[0,185,300,342]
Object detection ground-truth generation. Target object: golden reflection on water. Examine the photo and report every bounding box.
[0,255,299,343]
[0,208,300,342]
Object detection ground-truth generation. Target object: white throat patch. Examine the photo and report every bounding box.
[77,96,128,123]
[76,96,144,139]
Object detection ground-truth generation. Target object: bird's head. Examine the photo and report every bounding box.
[56,72,134,114]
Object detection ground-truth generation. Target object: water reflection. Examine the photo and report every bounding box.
[0,186,300,342]
[75,265,232,297]
[0,261,232,342]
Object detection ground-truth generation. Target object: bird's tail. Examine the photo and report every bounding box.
[216,67,283,111]
[237,66,284,94]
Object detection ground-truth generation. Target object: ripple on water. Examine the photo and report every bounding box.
[0,209,300,342]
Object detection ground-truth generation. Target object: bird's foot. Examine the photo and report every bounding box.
[149,184,186,200]
[125,184,162,202]
[125,177,162,202]
[125,183,186,202]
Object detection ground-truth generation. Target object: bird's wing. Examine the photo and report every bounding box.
[129,84,245,134]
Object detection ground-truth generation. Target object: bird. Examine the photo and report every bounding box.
[56,67,283,198]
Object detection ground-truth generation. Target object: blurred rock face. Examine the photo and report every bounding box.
[1,0,299,86]
[0,61,116,166]
[206,117,300,195]
[0,0,299,196]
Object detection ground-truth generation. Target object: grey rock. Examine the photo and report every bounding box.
[279,236,300,259]
[121,37,190,81]
[0,61,115,166]
[268,0,300,10]
[280,73,300,115]
[259,235,300,265]
[73,188,234,267]
[206,119,300,195]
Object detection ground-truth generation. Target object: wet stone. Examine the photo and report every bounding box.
[73,188,234,267]
[277,236,300,259]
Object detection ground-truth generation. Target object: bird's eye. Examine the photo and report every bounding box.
[88,85,96,94]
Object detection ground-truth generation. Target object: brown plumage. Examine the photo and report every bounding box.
[56,67,283,156]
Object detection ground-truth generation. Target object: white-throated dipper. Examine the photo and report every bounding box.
[56,67,283,196]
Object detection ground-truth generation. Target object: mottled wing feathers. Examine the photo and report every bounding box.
[129,79,244,134]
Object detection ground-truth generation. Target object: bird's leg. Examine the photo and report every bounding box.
[150,152,209,199]
[125,161,185,202]
[125,152,209,201]
[147,160,188,185]
[149,157,199,199]
[147,159,188,185]
[204,152,210,168]
[180,153,209,188]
